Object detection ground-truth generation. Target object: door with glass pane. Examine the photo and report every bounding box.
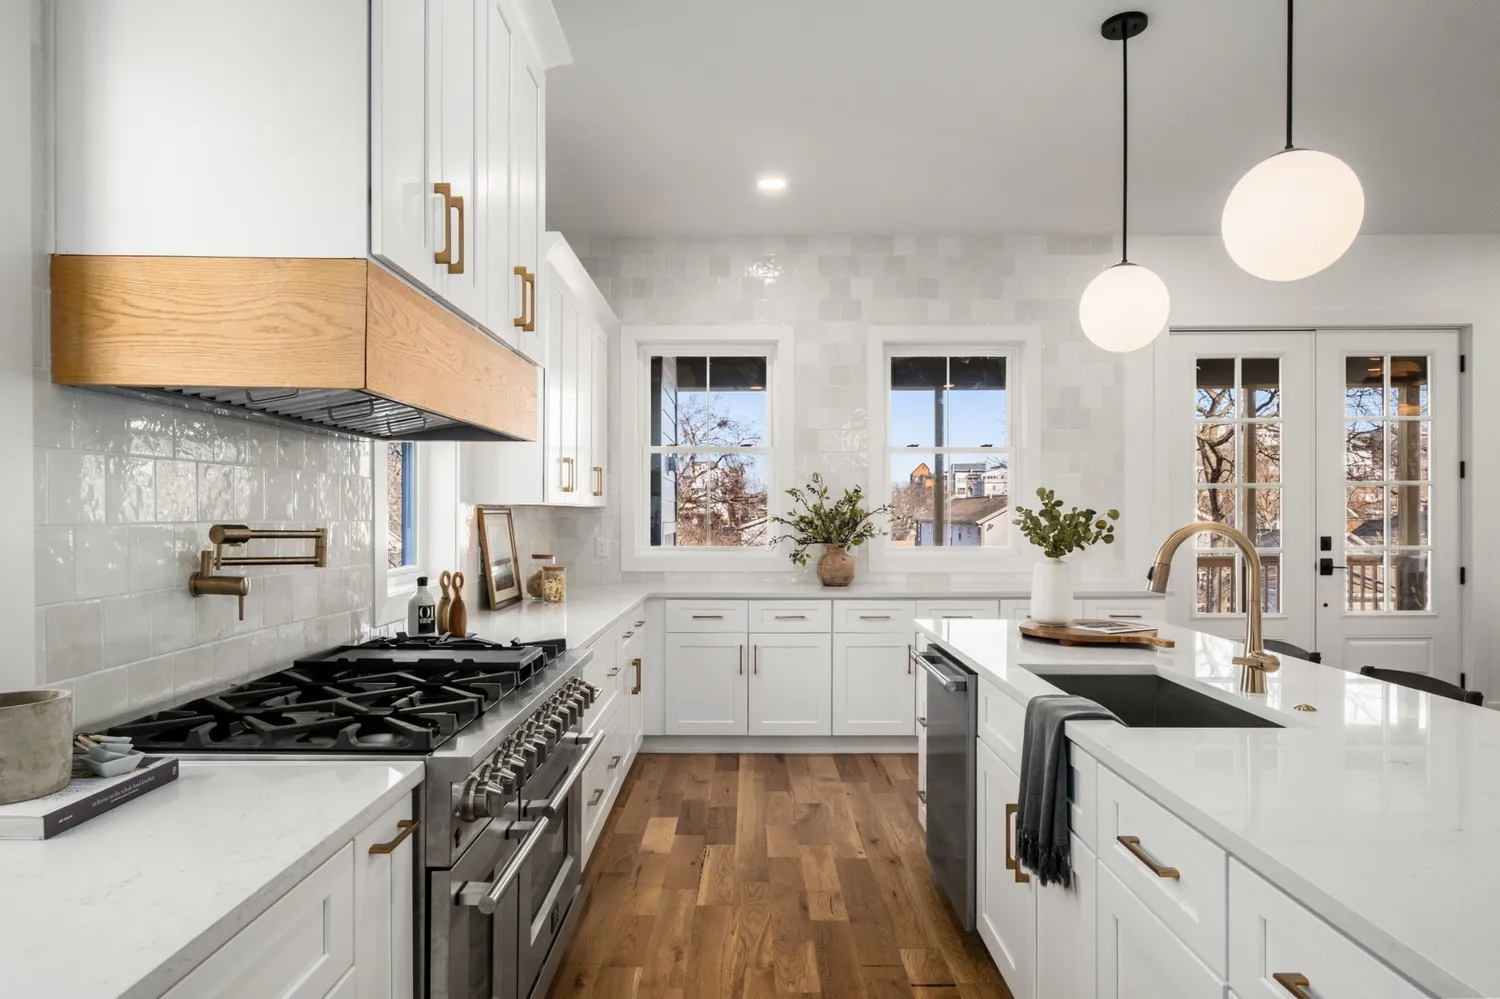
[1169,334,1316,652]
[1169,330,1460,678]
[1315,332,1458,677]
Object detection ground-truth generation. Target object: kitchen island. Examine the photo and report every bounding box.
[0,759,422,999]
[919,617,1497,998]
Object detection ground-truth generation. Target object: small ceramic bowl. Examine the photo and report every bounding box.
[92,735,133,749]
[85,743,133,763]
[82,750,144,777]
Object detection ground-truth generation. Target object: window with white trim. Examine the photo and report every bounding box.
[620,326,793,571]
[866,327,1040,571]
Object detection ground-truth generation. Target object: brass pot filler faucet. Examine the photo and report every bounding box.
[1147,521,1280,694]
[188,524,328,620]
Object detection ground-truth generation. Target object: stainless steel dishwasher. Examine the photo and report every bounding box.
[912,643,977,930]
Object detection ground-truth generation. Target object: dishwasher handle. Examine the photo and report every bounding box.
[911,648,970,692]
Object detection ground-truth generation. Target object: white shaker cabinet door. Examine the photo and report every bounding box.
[354,798,417,999]
[1034,836,1097,999]
[1097,863,1223,999]
[509,23,545,359]
[664,633,747,735]
[975,739,1035,999]
[433,0,486,324]
[748,634,832,736]
[587,323,610,506]
[371,0,439,294]
[831,634,915,736]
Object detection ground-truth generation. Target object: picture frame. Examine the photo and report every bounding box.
[475,506,522,611]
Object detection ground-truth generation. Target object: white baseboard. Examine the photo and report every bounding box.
[640,736,917,754]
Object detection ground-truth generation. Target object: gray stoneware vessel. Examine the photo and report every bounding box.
[0,689,74,804]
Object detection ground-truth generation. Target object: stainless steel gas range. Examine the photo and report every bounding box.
[107,633,601,999]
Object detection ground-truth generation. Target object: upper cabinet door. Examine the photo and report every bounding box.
[483,0,517,348]
[370,0,438,290]
[575,312,595,507]
[433,0,487,325]
[510,28,546,360]
[589,325,609,506]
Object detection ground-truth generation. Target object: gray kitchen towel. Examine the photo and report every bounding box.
[1016,694,1120,887]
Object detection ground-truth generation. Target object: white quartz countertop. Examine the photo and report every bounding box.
[917,618,1499,998]
[0,759,423,999]
[464,580,1161,652]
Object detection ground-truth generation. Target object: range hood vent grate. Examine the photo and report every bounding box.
[157,387,524,442]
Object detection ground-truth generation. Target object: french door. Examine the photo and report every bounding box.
[1167,330,1460,679]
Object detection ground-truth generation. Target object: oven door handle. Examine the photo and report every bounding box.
[542,732,603,817]
[459,813,551,915]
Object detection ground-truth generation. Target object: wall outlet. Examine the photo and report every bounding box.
[593,538,609,558]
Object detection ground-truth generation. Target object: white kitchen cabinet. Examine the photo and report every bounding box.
[371,0,436,289]
[1080,598,1164,622]
[664,633,748,735]
[1035,835,1097,999]
[431,0,486,324]
[976,739,1035,999]
[748,634,833,736]
[509,22,545,359]
[1228,860,1430,999]
[1097,863,1224,999]
[914,599,1001,622]
[1000,598,1083,621]
[831,634,915,736]
[161,794,416,999]
[461,234,616,506]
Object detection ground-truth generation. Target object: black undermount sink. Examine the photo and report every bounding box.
[1034,673,1283,729]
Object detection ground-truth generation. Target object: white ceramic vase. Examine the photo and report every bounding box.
[1030,557,1074,625]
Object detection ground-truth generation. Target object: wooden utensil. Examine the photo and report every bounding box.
[437,570,453,634]
[448,571,468,636]
[1019,621,1175,649]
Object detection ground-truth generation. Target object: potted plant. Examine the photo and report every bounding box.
[1012,487,1119,624]
[769,474,889,587]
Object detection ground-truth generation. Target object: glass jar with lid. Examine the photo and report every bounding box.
[541,564,566,603]
[525,554,555,601]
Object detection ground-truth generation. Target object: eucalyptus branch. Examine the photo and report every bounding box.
[768,473,890,567]
[1012,487,1119,560]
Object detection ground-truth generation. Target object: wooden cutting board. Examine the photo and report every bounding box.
[1020,621,1175,649]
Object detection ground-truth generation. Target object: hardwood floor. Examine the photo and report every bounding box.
[547,753,1012,999]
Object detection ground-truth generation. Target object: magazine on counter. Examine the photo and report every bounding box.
[1066,618,1156,635]
[0,755,179,840]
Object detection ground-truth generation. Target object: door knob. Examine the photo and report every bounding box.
[1319,558,1348,576]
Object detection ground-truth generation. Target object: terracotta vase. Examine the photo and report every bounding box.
[816,544,856,587]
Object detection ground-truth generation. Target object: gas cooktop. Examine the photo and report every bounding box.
[108,634,566,754]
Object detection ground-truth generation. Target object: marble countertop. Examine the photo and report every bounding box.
[0,759,423,999]
[917,618,1498,998]
[464,580,1163,651]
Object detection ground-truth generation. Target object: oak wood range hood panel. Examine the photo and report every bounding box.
[50,255,538,442]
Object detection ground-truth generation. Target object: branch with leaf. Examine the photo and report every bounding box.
[768,473,890,567]
[1012,487,1119,559]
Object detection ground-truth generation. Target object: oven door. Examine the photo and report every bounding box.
[431,821,521,999]
[515,773,581,997]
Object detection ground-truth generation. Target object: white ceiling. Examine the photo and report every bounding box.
[545,0,1500,236]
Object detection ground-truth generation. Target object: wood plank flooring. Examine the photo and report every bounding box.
[547,753,1012,999]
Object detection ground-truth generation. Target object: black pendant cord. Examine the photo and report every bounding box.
[1121,31,1130,263]
[1285,0,1295,150]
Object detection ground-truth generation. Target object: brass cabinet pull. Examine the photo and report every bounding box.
[1116,835,1180,879]
[1272,973,1313,999]
[1004,803,1030,883]
[916,789,927,804]
[368,818,419,855]
[632,657,642,695]
[446,194,465,274]
[916,716,927,727]
[513,266,536,331]
[606,667,620,677]
[433,183,454,266]
[561,457,575,492]
[592,466,604,497]
[607,755,621,770]
[588,788,604,807]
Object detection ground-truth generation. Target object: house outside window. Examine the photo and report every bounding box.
[620,326,794,571]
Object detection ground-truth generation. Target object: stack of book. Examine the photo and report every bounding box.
[0,755,179,840]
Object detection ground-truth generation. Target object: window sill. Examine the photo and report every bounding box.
[621,548,791,574]
[378,565,421,626]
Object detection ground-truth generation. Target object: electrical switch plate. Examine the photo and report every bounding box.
[594,538,609,558]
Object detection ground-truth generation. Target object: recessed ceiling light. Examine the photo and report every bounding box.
[756,175,787,193]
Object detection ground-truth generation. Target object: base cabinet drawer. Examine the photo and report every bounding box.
[914,599,1000,621]
[1228,861,1432,999]
[1098,767,1227,977]
[749,599,832,632]
[976,678,1026,771]
[833,600,916,633]
[1098,863,1224,999]
[163,844,355,999]
[665,599,748,632]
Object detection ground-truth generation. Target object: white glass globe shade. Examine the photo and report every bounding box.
[1079,262,1171,353]
[1222,148,1364,281]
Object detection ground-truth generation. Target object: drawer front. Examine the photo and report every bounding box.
[834,600,916,633]
[665,599,748,633]
[581,700,621,861]
[748,599,832,633]
[582,652,622,733]
[1000,598,1083,621]
[976,678,1026,772]
[914,599,1001,621]
[1068,744,1098,851]
[163,844,354,999]
[1098,767,1228,977]
[1228,861,1430,999]
[1081,598,1164,623]
[620,616,647,659]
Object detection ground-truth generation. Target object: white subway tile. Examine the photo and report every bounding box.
[128,654,175,711]
[174,414,213,461]
[125,402,175,457]
[127,525,177,591]
[197,463,235,521]
[35,527,74,604]
[47,450,106,524]
[154,459,197,522]
[33,448,47,526]
[72,390,130,454]
[104,593,155,668]
[172,646,215,698]
[45,600,104,680]
[72,665,130,730]
[33,372,73,448]
[149,589,196,656]
[212,416,247,463]
[105,455,155,523]
[74,525,130,598]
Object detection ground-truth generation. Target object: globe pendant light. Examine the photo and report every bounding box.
[1081,11,1170,354]
[1221,0,1364,281]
